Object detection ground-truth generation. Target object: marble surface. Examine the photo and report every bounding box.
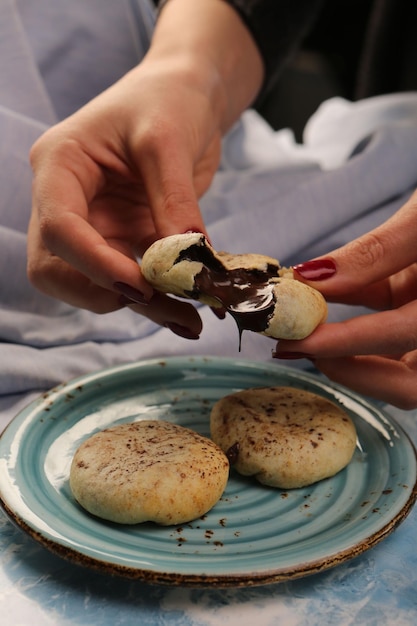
[1,400,417,626]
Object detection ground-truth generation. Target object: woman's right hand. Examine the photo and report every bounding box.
[27,0,264,338]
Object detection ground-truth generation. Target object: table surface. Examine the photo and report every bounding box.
[1,396,417,626]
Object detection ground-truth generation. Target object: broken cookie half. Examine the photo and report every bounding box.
[141,233,327,341]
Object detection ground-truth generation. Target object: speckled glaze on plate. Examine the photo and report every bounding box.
[0,357,416,587]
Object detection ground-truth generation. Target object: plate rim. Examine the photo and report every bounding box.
[1,491,416,587]
[1,355,417,587]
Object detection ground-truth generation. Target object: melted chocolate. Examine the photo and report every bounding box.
[193,266,276,349]
[176,239,279,349]
[226,441,240,465]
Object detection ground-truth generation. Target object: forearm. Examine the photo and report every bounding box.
[154,0,325,104]
[149,0,264,132]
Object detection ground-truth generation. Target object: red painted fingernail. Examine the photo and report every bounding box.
[164,322,200,340]
[293,259,336,281]
[114,282,149,305]
[272,351,315,360]
[211,306,226,320]
[184,230,212,245]
[118,294,137,307]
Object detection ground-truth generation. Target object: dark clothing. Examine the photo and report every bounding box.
[155,0,325,98]
[222,0,324,98]
[354,0,417,98]
[155,0,417,135]
[157,0,417,100]
[225,0,417,100]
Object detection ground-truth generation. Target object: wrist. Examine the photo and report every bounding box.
[149,0,264,131]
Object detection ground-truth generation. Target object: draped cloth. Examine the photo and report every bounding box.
[1,0,417,428]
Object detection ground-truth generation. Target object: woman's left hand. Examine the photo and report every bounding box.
[273,188,417,409]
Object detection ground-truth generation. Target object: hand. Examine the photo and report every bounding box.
[27,0,263,337]
[27,59,219,336]
[273,188,417,410]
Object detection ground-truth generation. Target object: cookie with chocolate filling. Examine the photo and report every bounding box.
[141,233,327,340]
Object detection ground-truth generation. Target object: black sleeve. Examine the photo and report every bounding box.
[223,0,325,97]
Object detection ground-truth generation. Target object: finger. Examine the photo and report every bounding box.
[27,223,204,332]
[29,165,154,300]
[122,291,203,339]
[294,188,417,299]
[26,248,126,314]
[138,129,209,238]
[274,299,417,358]
[313,354,417,410]
[311,264,417,310]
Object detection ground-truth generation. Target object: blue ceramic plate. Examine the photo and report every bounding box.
[0,357,416,587]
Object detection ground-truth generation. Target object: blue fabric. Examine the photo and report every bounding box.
[1,0,417,428]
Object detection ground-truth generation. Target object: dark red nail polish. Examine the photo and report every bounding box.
[114,281,149,305]
[118,294,137,307]
[211,306,226,320]
[184,230,212,245]
[293,259,336,281]
[272,351,315,360]
[164,322,200,340]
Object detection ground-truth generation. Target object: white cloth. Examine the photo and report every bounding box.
[1,0,417,429]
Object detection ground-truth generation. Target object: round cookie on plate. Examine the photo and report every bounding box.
[70,420,230,525]
[210,386,357,489]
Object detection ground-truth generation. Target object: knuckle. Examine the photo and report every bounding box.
[138,117,176,155]
[29,131,50,166]
[343,233,387,270]
[29,139,41,168]
[30,127,64,167]
[26,258,43,289]
[26,250,57,293]
[162,186,196,217]
[37,213,58,252]
[27,264,53,296]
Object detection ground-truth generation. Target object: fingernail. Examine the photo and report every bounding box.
[211,306,226,320]
[184,229,212,245]
[119,294,150,308]
[114,281,149,305]
[293,259,336,281]
[164,322,200,340]
[272,351,315,360]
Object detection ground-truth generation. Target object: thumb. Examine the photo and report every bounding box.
[293,189,417,302]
